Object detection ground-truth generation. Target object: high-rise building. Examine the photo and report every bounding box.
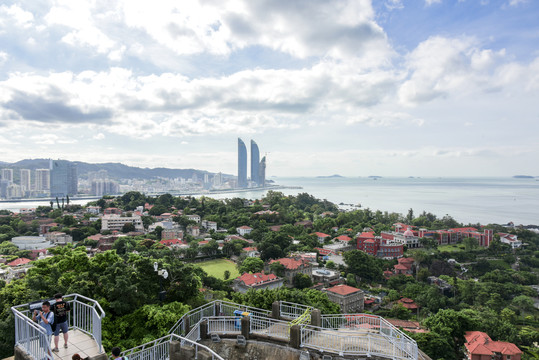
[251,140,260,186]
[91,179,119,196]
[35,169,50,191]
[1,169,13,182]
[50,160,78,197]
[20,169,31,193]
[238,138,247,188]
[259,156,266,188]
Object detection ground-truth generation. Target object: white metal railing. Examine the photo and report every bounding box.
[300,325,416,360]
[206,316,240,334]
[279,301,313,320]
[122,334,224,360]
[250,315,290,340]
[320,313,417,358]
[219,300,272,318]
[11,293,105,359]
[12,308,53,360]
[183,321,201,346]
[169,302,215,336]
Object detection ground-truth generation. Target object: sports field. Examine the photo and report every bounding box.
[197,259,240,280]
[438,244,465,252]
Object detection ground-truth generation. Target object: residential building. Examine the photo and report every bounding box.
[86,206,101,215]
[91,179,119,196]
[236,226,253,236]
[242,247,259,257]
[46,232,73,246]
[233,272,284,293]
[35,169,50,191]
[101,214,144,232]
[357,231,403,259]
[464,331,521,360]
[237,138,247,188]
[162,229,184,240]
[267,257,313,284]
[313,232,331,243]
[334,235,354,250]
[393,257,414,276]
[186,214,201,223]
[1,168,13,182]
[50,160,78,197]
[11,236,54,250]
[20,169,31,194]
[201,220,217,231]
[104,207,122,215]
[312,268,341,287]
[251,140,260,186]
[324,284,364,313]
[498,233,521,249]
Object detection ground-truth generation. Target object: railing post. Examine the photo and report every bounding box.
[289,325,301,349]
[214,301,221,316]
[241,315,250,340]
[199,320,208,340]
[310,309,321,328]
[185,316,191,335]
[272,301,280,319]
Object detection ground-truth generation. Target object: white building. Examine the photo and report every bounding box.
[101,214,144,232]
[201,220,217,231]
[11,236,54,250]
[186,214,201,223]
[498,233,522,249]
[35,169,50,191]
[236,226,253,236]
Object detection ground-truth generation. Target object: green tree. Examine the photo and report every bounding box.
[462,237,479,251]
[122,222,136,233]
[224,270,231,280]
[293,273,313,289]
[238,257,264,274]
[343,250,382,283]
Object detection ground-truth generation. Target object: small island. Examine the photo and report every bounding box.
[317,174,344,178]
[513,175,535,179]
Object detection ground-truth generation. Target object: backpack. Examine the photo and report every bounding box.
[50,312,56,332]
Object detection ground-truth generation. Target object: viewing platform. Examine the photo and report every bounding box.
[11,294,106,360]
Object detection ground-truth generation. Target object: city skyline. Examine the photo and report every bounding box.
[0,1,538,176]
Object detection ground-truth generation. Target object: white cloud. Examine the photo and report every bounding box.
[508,0,528,6]
[425,0,442,6]
[0,52,7,65]
[93,133,105,140]
[0,4,34,29]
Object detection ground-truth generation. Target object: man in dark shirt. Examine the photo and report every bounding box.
[52,293,71,352]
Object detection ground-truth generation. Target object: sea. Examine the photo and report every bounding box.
[0,177,537,226]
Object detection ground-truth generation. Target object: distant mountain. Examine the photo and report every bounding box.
[0,159,231,180]
[513,175,535,179]
[316,174,344,178]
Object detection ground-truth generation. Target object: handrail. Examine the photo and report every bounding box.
[11,293,106,355]
[12,306,54,360]
[122,334,224,360]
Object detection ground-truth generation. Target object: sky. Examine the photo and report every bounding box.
[0,0,538,177]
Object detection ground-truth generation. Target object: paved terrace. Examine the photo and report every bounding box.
[11,294,105,360]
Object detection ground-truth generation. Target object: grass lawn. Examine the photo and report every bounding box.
[438,244,465,252]
[197,259,240,280]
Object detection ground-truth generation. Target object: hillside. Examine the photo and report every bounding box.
[0,159,229,180]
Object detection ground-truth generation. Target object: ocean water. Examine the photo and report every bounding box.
[272,177,539,226]
[1,177,537,225]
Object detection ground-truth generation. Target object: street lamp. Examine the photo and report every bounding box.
[154,262,168,301]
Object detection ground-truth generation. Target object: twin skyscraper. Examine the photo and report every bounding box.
[238,138,266,188]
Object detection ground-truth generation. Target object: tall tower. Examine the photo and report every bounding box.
[251,140,260,186]
[50,160,78,197]
[20,169,31,194]
[237,138,247,188]
[1,169,13,182]
[35,169,50,191]
[259,156,266,188]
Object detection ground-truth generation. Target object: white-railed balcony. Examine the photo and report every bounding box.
[11,293,105,360]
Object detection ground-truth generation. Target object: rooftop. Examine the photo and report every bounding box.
[326,284,362,296]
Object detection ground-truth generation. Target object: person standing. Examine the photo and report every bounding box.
[32,301,54,357]
[52,293,71,352]
[111,347,128,360]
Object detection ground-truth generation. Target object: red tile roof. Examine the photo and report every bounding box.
[326,284,362,296]
[243,247,257,252]
[160,239,184,246]
[237,226,252,230]
[357,231,375,238]
[7,258,31,267]
[313,232,330,238]
[269,257,308,270]
[236,272,279,286]
[465,331,521,356]
[335,235,352,242]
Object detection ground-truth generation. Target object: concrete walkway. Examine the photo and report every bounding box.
[51,330,102,360]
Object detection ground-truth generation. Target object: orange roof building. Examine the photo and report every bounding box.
[464,331,522,360]
[324,284,364,313]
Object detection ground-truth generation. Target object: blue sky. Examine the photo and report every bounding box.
[0,0,538,177]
